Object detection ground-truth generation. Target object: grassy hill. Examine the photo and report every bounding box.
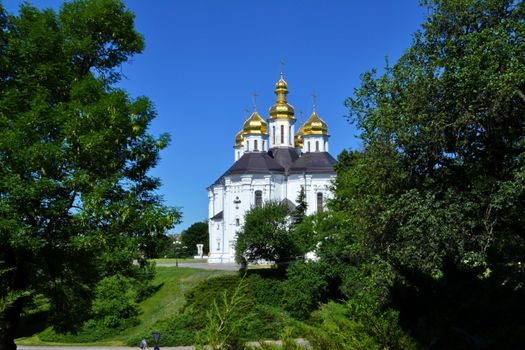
[16,266,232,346]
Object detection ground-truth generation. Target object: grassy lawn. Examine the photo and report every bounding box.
[153,258,207,264]
[16,267,232,346]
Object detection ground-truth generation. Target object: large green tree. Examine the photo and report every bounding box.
[180,221,209,257]
[331,0,525,346]
[235,202,298,266]
[0,1,180,349]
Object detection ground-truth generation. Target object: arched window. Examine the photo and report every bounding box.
[281,125,284,144]
[235,218,240,226]
[308,141,311,152]
[255,190,263,208]
[246,141,249,151]
[289,126,292,145]
[263,140,266,150]
[316,141,319,151]
[237,151,240,159]
[254,139,258,151]
[317,192,323,212]
[272,126,275,144]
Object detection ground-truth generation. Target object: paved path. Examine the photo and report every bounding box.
[17,339,311,349]
[156,262,240,271]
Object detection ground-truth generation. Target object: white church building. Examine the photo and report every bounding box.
[207,74,337,263]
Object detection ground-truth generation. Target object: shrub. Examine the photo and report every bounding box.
[91,274,139,329]
[281,262,327,319]
[305,300,416,350]
[125,313,202,346]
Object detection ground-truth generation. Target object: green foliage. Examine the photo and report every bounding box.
[281,262,327,320]
[291,187,307,228]
[183,275,242,315]
[236,201,297,265]
[306,300,416,350]
[180,221,209,257]
[126,313,201,347]
[90,275,139,329]
[329,0,525,347]
[195,278,252,350]
[0,1,180,347]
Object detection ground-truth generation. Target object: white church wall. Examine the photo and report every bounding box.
[302,134,328,153]
[234,146,244,161]
[269,120,295,148]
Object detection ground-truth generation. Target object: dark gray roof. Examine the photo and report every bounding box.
[268,147,299,172]
[288,152,337,175]
[210,211,223,221]
[209,150,336,188]
[222,152,285,177]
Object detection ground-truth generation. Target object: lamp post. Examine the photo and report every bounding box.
[152,331,160,350]
[173,239,181,267]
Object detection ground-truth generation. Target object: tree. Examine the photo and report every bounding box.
[235,202,297,266]
[180,221,209,257]
[0,1,180,349]
[332,0,525,346]
[291,186,307,228]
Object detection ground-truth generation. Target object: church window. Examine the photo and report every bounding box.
[281,125,284,144]
[237,151,240,159]
[317,192,323,212]
[254,140,258,150]
[273,126,275,144]
[246,141,249,151]
[263,140,266,150]
[236,218,240,226]
[316,141,319,151]
[289,126,292,145]
[255,190,262,208]
[308,141,311,152]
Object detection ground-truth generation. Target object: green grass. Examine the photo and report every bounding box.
[16,267,232,346]
[153,258,206,264]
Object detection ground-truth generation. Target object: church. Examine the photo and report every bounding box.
[207,74,337,263]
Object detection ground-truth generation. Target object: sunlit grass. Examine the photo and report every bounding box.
[16,267,232,346]
[153,258,207,264]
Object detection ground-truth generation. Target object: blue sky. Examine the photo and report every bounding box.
[5,0,427,232]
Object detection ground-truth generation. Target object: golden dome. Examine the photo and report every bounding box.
[303,111,328,136]
[243,111,268,134]
[295,124,304,148]
[234,129,245,147]
[269,74,295,120]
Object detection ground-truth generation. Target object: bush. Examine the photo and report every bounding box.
[183,275,243,315]
[125,313,202,346]
[245,273,283,307]
[281,262,327,319]
[305,300,416,350]
[91,274,139,328]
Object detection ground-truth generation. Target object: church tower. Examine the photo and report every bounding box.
[301,109,329,153]
[268,74,296,149]
[233,129,244,161]
[242,110,268,153]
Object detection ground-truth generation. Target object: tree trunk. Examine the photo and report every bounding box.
[0,299,22,350]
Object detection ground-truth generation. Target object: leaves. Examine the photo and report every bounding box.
[0,0,180,342]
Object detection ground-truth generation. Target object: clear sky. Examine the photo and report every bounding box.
[5,0,427,232]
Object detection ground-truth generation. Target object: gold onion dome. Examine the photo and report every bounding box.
[235,129,245,147]
[269,74,295,120]
[303,111,328,136]
[243,111,268,134]
[295,124,304,148]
